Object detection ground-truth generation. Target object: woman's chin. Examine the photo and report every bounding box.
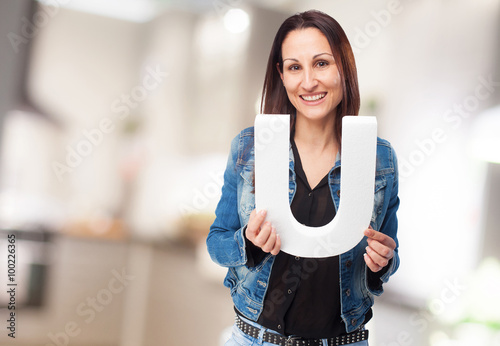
[296,109,336,122]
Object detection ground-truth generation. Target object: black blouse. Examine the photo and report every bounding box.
[255,136,346,338]
[243,135,379,338]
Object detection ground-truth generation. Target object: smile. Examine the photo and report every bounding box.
[300,93,326,101]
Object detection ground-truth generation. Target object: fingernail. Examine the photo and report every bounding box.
[364,229,373,237]
[258,210,266,216]
[365,246,371,253]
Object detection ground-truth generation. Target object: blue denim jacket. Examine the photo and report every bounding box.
[207,126,400,333]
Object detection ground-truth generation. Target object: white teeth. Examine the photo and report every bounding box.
[302,93,326,101]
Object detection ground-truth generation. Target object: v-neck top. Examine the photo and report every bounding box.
[254,136,346,338]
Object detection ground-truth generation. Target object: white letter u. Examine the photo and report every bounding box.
[254,114,377,258]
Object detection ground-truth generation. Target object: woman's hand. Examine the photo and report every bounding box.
[245,210,281,255]
[363,226,396,273]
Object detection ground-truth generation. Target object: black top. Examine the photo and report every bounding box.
[243,136,374,338]
[255,136,345,338]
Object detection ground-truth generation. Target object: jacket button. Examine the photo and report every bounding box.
[278,324,282,329]
[351,319,357,326]
[346,260,352,268]
[345,289,351,296]
[337,190,340,197]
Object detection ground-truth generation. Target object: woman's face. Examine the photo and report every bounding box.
[279,28,343,123]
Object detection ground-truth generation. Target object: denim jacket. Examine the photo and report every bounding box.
[207,126,400,333]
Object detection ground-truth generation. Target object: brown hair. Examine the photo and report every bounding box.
[260,10,360,148]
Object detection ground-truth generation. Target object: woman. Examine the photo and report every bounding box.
[207,9,399,346]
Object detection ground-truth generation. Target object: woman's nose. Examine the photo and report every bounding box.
[301,68,318,90]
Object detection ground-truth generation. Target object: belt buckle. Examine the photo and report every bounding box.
[286,335,301,346]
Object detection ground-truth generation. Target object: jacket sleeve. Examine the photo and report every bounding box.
[366,145,400,295]
[206,134,249,267]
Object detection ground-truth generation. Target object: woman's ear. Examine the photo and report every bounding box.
[276,63,284,83]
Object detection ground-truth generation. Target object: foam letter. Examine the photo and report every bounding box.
[255,114,377,258]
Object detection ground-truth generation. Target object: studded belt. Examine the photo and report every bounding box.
[235,315,368,346]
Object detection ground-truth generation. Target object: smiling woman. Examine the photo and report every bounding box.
[279,29,343,124]
[278,28,345,187]
[261,10,360,151]
[207,9,400,346]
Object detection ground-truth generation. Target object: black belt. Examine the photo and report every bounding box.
[235,315,368,346]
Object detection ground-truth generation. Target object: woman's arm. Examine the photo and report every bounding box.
[364,146,400,294]
[206,135,249,267]
[207,133,281,268]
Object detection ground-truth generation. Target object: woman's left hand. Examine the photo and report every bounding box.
[363,227,396,273]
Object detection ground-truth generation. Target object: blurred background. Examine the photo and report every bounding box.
[0,0,499,345]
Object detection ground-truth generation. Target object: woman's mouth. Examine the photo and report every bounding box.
[300,93,327,102]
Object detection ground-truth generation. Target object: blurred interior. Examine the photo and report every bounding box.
[0,0,500,345]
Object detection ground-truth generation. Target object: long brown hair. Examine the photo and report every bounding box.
[260,10,360,149]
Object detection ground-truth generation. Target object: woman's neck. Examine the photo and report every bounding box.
[293,114,337,153]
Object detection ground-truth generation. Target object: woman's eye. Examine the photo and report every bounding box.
[288,65,300,71]
[316,61,329,68]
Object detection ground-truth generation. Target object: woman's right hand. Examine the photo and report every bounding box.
[245,210,281,255]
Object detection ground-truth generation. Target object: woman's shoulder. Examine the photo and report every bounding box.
[228,126,255,164]
[376,136,393,148]
[376,137,397,153]
[231,126,255,148]
[376,137,398,173]
[239,126,255,139]
[230,126,254,141]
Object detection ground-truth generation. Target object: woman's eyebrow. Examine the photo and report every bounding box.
[282,52,334,63]
[313,52,334,59]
